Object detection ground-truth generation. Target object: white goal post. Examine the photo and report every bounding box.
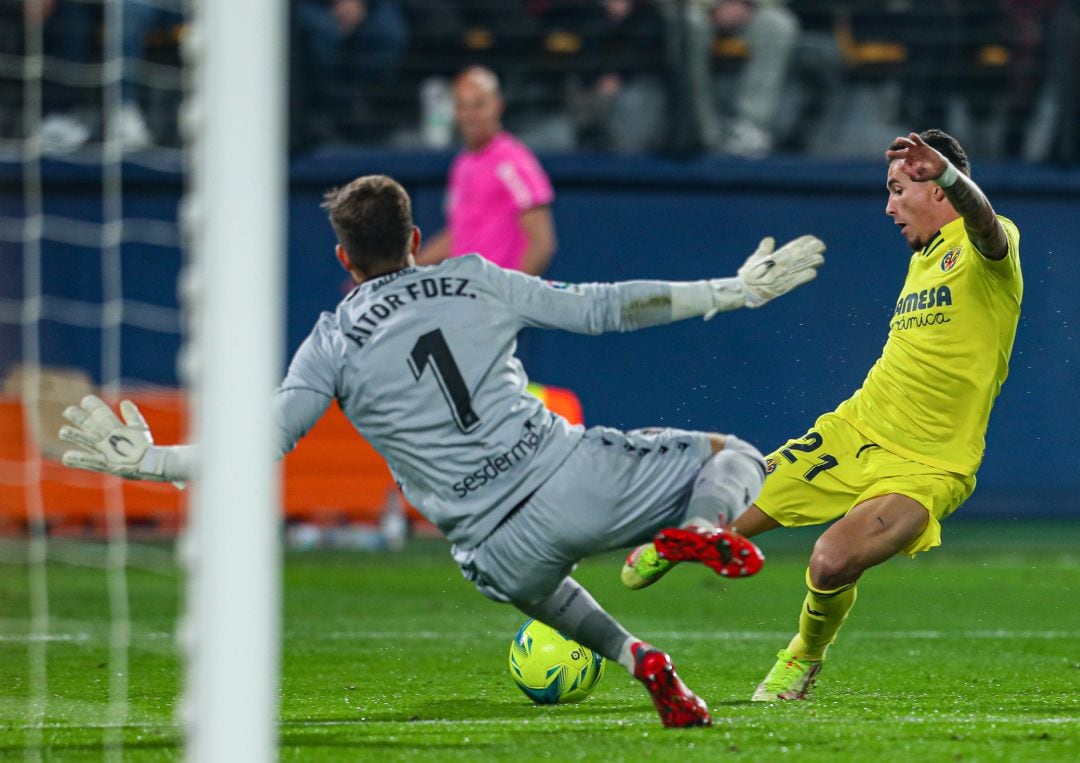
[181,0,286,760]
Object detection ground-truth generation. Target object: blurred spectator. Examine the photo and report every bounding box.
[120,0,184,150]
[822,1,1068,162]
[399,0,464,49]
[1045,0,1080,162]
[417,66,557,276]
[998,0,1063,160]
[658,0,799,156]
[891,0,965,134]
[826,1,963,158]
[0,6,14,139]
[16,0,182,152]
[770,1,845,156]
[26,0,96,152]
[401,0,541,51]
[401,2,563,150]
[536,0,668,152]
[291,0,409,147]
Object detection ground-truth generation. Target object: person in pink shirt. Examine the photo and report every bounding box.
[418,66,558,276]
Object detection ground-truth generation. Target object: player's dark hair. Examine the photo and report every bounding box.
[322,175,413,272]
[890,129,971,176]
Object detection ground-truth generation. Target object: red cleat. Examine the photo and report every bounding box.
[631,642,711,728]
[653,526,765,579]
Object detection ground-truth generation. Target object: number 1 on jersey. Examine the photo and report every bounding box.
[409,329,481,433]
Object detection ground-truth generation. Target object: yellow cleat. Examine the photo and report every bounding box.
[751,648,822,701]
[620,542,676,590]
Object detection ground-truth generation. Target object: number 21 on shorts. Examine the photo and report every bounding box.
[778,431,838,482]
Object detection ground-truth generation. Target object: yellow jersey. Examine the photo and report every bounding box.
[834,215,1022,476]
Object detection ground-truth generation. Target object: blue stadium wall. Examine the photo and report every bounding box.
[3,152,1078,518]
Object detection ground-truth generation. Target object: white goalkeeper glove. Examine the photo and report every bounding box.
[58,395,170,481]
[704,234,826,319]
[738,234,825,308]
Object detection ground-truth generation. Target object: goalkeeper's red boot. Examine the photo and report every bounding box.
[631,642,711,728]
[653,525,765,579]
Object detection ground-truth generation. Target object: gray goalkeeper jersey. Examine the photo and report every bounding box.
[275,254,685,549]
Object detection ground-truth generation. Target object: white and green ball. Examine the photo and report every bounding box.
[508,618,605,704]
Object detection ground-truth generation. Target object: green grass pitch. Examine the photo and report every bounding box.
[1,520,1078,761]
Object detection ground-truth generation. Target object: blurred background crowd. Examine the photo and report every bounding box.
[1,0,1078,163]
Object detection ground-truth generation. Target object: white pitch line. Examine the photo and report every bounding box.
[9,714,1078,732]
[2,628,1076,644]
[0,633,92,643]
[293,629,1080,642]
[0,630,171,644]
[5,722,176,732]
[277,715,1080,728]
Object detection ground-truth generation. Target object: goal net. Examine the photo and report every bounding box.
[0,1,284,758]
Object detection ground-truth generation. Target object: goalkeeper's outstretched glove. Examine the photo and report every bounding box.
[58,394,170,481]
[738,234,825,308]
[705,234,826,319]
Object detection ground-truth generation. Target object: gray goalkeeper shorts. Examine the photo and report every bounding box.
[454,424,713,604]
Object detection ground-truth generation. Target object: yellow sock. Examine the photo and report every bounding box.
[787,568,857,662]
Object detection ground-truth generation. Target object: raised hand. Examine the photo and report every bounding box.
[886,132,949,183]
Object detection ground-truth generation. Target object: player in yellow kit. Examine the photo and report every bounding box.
[621,129,1023,700]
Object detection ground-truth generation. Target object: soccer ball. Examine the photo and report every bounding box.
[508,618,605,704]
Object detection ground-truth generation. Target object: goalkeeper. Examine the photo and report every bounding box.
[59,174,824,729]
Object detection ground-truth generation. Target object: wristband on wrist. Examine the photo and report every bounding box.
[933,163,959,188]
[669,281,718,321]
